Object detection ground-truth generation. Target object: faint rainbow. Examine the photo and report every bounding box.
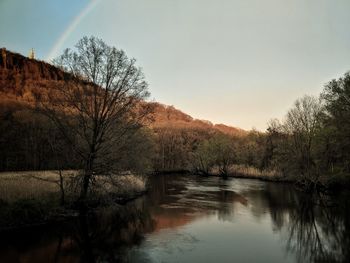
[46,0,101,61]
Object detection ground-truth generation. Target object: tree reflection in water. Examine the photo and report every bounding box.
[70,200,155,262]
[284,192,350,263]
[249,183,350,263]
[0,198,155,263]
[0,175,349,263]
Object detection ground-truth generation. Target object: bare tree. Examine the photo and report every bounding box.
[193,134,236,178]
[282,95,323,187]
[212,134,236,178]
[35,36,151,201]
[193,139,215,176]
[47,132,65,205]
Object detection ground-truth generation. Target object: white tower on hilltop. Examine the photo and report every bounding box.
[29,48,35,59]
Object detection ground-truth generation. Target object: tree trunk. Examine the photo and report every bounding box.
[58,169,65,205]
[80,156,94,201]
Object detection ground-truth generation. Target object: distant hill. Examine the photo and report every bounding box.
[148,102,246,135]
[0,48,246,136]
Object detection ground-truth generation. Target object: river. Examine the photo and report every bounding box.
[0,174,349,262]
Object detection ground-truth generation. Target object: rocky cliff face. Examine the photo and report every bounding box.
[0,48,67,81]
[0,48,72,106]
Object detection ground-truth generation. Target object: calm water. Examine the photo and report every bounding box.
[0,175,349,262]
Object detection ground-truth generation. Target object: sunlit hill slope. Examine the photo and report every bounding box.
[0,48,245,136]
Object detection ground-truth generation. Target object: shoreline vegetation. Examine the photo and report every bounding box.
[156,165,350,191]
[0,170,147,230]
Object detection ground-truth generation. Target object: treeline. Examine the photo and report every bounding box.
[0,103,75,170]
[259,73,350,188]
[0,103,154,172]
[0,98,260,175]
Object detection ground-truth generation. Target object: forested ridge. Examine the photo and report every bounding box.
[0,48,244,172]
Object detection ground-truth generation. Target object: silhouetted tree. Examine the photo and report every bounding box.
[282,95,323,187]
[322,72,350,174]
[36,36,151,201]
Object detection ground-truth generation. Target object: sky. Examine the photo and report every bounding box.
[1,0,350,130]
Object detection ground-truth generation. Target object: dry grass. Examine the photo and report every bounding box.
[94,173,146,196]
[0,170,146,203]
[211,165,282,180]
[0,171,68,203]
[229,165,281,178]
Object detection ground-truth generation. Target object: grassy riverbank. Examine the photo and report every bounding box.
[224,165,285,181]
[193,165,350,191]
[221,165,350,191]
[0,171,147,229]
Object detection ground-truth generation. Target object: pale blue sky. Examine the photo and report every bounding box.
[1,0,350,130]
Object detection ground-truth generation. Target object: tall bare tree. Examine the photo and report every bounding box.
[35,36,151,201]
[282,95,323,186]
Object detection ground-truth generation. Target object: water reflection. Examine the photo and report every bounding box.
[241,182,350,263]
[0,199,155,262]
[282,192,350,263]
[0,175,349,262]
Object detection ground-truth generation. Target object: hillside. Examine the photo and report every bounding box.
[0,48,245,136]
[148,102,246,135]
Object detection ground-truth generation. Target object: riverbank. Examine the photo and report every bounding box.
[228,173,350,193]
[0,171,147,230]
[210,165,350,192]
[228,170,350,192]
[160,164,350,192]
